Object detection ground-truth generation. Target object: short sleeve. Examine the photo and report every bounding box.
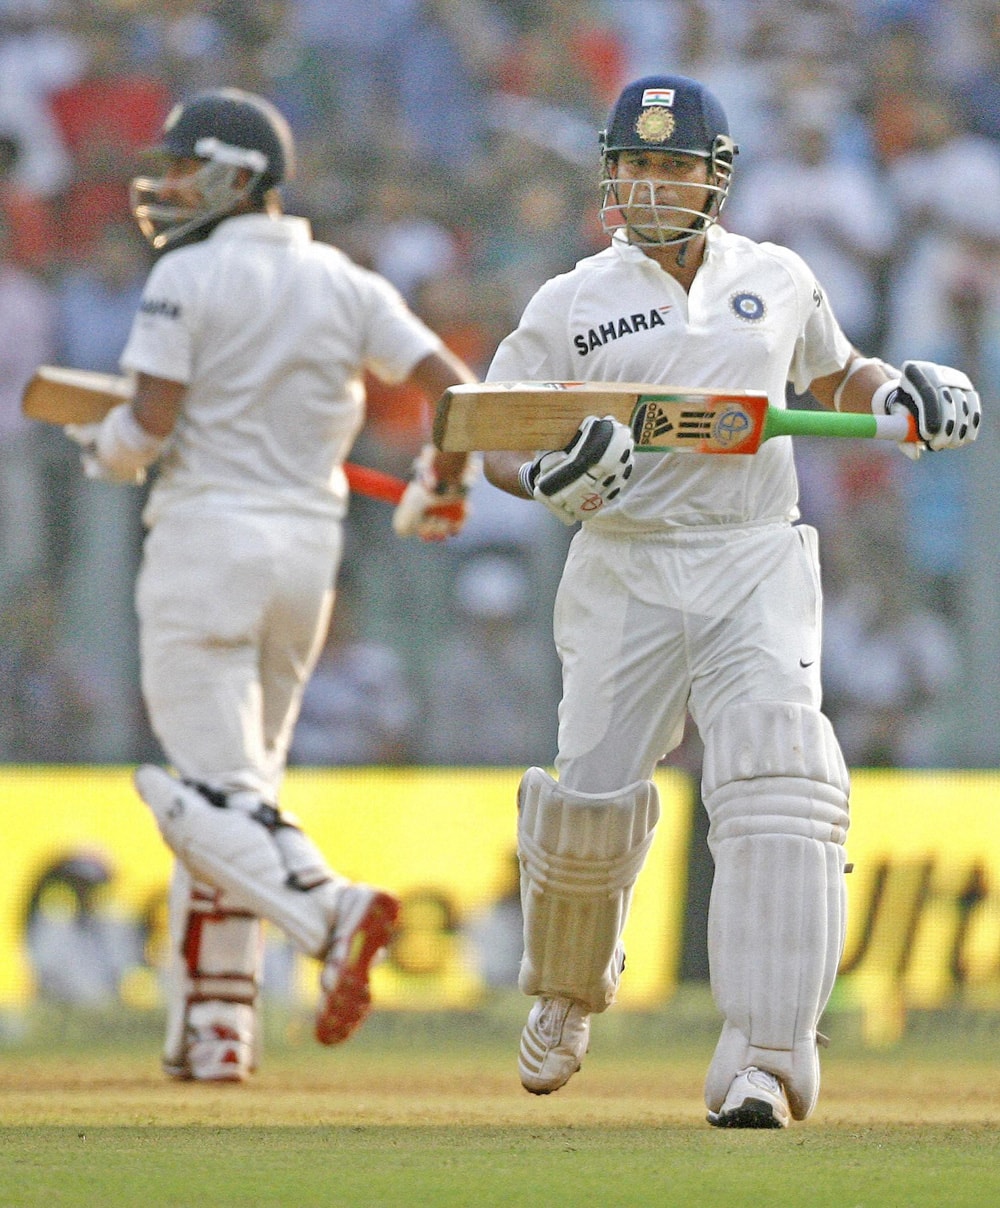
[119,253,197,384]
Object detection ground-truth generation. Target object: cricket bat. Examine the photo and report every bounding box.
[22,365,135,423]
[21,364,408,506]
[433,381,918,453]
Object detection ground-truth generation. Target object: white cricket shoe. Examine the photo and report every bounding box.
[315,884,400,1045]
[518,995,591,1094]
[165,1002,255,1083]
[707,1066,791,1129]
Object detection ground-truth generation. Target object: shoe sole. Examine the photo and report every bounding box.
[520,1070,579,1096]
[315,891,400,1045]
[707,1097,788,1129]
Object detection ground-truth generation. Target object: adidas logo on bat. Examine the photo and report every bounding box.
[632,402,675,445]
[633,402,713,447]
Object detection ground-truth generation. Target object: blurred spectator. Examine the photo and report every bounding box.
[0,575,108,761]
[389,0,500,168]
[882,99,1000,372]
[286,0,421,140]
[125,0,230,96]
[0,131,60,276]
[821,526,961,763]
[53,218,150,372]
[0,208,56,603]
[726,111,897,350]
[473,171,593,314]
[877,92,1000,597]
[420,547,561,765]
[359,161,463,305]
[48,13,171,260]
[0,2,80,198]
[861,18,938,166]
[288,565,420,765]
[496,0,624,110]
[950,3,1000,143]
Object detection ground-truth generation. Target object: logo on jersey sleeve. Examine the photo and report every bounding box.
[573,306,672,356]
[730,291,765,322]
[139,296,182,320]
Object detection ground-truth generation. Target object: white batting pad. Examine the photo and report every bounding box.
[701,701,850,1121]
[162,861,263,1076]
[517,766,659,1012]
[136,765,345,958]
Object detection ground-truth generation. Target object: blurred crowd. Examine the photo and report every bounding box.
[1,0,999,770]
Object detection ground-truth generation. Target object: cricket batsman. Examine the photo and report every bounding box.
[63,87,478,1081]
[481,73,980,1126]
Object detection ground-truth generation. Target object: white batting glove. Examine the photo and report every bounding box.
[520,415,635,525]
[65,403,165,484]
[392,444,479,541]
[64,419,126,483]
[872,361,981,458]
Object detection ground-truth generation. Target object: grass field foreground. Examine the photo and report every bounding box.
[2,997,1000,1207]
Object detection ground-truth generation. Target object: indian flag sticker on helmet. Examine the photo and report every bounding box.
[641,88,675,106]
[636,107,676,142]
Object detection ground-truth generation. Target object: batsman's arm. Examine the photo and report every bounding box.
[407,348,479,490]
[131,371,187,436]
[484,449,535,500]
[392,347,481,541]
[813,353,895,416]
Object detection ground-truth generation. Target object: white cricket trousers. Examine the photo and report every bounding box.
[136,504,341,799]
[553,520,824,793]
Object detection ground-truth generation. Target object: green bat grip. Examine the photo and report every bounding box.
[763,408,915,443]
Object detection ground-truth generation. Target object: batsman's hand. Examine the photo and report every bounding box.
[65,402,164,484]
[64,420,142,484]
[872,361,981,458]
[521,414,634,524]
[392,444,478,541]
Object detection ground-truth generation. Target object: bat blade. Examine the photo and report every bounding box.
[433,381,771,452]
[22,365,133,423]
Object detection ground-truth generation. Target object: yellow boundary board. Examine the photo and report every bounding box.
[0,766,694,1010]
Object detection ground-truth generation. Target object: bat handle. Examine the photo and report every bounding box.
[874,413,919,443]
[343,463,406,505]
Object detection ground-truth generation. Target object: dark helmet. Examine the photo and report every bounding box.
[600,74,734,160]
[131,88,296,250]
[598,74,738,246]
[158,88,296,193]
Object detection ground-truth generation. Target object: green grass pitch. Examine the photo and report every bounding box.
[2,994,999,1207]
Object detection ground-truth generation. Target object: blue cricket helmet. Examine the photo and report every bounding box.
[600,74,735,161]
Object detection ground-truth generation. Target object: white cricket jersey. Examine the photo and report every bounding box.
[487,226,852,531]
[121,213,443,523]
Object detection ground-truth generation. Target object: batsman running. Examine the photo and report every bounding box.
[63,88,478,1081]
[482,74,981,1127]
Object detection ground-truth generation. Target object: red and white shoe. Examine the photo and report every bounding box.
[315,885,400,1045]
[165,1002,255,1082]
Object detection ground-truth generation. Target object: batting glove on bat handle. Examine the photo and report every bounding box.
[392,444,478,541]
[522,415,635,525]
[872,360,981,457]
